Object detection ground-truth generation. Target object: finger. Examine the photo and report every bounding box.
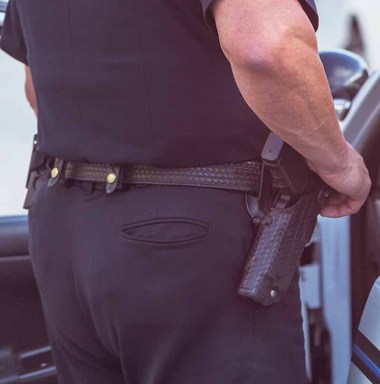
[322,193,346,207]
[321,191,367,212]
[320,197,365,218]
[320,205,354,218]
[320,206,351,218]
[319,193,346,215]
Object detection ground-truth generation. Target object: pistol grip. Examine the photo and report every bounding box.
[238,190,319,305]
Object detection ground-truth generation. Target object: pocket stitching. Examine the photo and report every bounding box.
[120,217,211,244]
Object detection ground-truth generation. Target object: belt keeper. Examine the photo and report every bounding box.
[48,158,65,187]
[23,170,39,210]
[106,166,121,194]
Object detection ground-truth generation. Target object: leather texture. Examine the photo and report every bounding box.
[239,188,320,305]
[61,159,262,194]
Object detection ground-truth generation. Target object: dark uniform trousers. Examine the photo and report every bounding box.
[27,175,306,384]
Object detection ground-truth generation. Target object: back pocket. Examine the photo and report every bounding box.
[120,218,211,244]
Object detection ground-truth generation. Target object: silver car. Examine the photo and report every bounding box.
[301,49,380,384]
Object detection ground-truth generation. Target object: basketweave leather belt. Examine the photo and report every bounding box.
[24,134,262,208]
[46,157,262,195]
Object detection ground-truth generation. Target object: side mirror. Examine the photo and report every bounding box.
[320,49,369,120]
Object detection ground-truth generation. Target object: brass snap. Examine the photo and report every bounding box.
[107,172,117,184]
[51,167,59,179]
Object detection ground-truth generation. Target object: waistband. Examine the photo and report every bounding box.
[48,157,262,195]
[24,141,262,208]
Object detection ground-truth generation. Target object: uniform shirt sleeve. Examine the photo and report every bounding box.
[0,0,28,65]
[200,0,319,35]
[299,0,319,31]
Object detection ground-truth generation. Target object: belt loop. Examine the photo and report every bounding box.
[106,166,121,194]
[48,158,65,187]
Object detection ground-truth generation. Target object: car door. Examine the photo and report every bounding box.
[300,50,380,384]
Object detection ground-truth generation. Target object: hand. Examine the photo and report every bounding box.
[306,143,371,218]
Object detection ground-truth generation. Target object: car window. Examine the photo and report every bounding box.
[0,51,37,216]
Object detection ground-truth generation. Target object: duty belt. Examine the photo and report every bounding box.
[24,134,326,307]
[24,136,262,209]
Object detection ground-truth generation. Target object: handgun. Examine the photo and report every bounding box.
[239,133,331,305]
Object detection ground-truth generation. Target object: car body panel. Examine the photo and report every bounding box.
[300,59,380,384]
[348,278,380,383]
[319,216,352,384]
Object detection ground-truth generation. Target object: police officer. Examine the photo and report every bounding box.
[0,0,371,383]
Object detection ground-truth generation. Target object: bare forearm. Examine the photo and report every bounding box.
[212,0,349,174]
[230,39,348,174]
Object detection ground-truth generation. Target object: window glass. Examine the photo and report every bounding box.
[0,51,36,216]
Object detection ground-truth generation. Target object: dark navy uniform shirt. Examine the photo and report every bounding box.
[0,0,318,167]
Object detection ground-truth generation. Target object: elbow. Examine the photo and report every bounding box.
[227,43,284,73]
[222,22,318,73]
